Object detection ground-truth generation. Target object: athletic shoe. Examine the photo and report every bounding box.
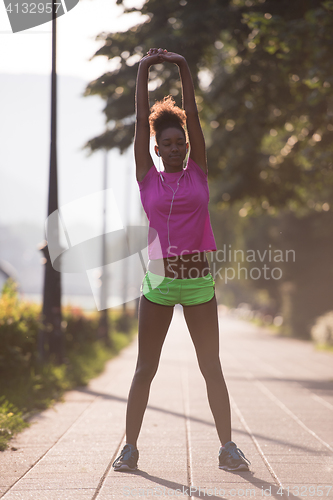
[112,444,139,471]
[219,441,250,471]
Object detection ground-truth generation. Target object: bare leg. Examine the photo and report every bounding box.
[183,296,231,445]
[125,296,174,448]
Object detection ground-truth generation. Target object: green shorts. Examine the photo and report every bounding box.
[141,271,215,307]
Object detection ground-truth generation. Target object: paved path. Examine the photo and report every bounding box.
[1,307,332,500]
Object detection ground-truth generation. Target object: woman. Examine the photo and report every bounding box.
[112,48,250,472]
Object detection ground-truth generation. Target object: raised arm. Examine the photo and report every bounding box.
[161,52,207,173]
[134,49,165,182]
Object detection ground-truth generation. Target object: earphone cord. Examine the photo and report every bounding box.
[156,170,185,295]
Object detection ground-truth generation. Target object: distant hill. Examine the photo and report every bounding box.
[0,221,93,295]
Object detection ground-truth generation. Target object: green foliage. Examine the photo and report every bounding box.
[311,311,333,347]
[0,282,137,449]
[210,203,333,339]
[0,279,41,376]
[0,397,28,451]
[85,0,333,211]
[63,305,99,350]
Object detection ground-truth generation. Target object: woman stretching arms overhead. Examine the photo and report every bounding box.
[112,48,250,472]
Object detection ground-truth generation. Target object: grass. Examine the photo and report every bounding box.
[314,344,333,353]
[0,329,136,451]
[248,313,333,351]
[0,399,29,451]
[246,315,283,336]
[2,330,134,413]
[0,282,137,451]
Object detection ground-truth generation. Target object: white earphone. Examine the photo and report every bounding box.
[155,142,188,286]
[156,168,185,294]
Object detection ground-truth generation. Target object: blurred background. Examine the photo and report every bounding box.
[1,0,333,342]
[0,0,145,310]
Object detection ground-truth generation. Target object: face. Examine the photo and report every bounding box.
[155,127,188,171]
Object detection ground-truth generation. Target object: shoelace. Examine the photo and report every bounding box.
[227,444,251,464]
[112,445,132,467]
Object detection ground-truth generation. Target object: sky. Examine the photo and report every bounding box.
[0,0,146,81]
[0,0,148,232]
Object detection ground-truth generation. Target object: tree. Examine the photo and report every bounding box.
[84,0,333,338]
[85,0,333,210]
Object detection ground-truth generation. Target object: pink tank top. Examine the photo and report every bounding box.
[138,157,216,259]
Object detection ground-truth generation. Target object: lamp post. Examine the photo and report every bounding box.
[39,0,63,364]
[120,158,132,332]
[98,149,112,347]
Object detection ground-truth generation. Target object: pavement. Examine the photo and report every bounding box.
[1,306,333,500]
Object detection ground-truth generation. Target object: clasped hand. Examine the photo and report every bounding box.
[140,48,185,66]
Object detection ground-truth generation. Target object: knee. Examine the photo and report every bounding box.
[199,358,224,383]
[134,362,158,384]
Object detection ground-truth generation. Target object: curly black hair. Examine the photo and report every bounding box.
[149,95,187,144]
